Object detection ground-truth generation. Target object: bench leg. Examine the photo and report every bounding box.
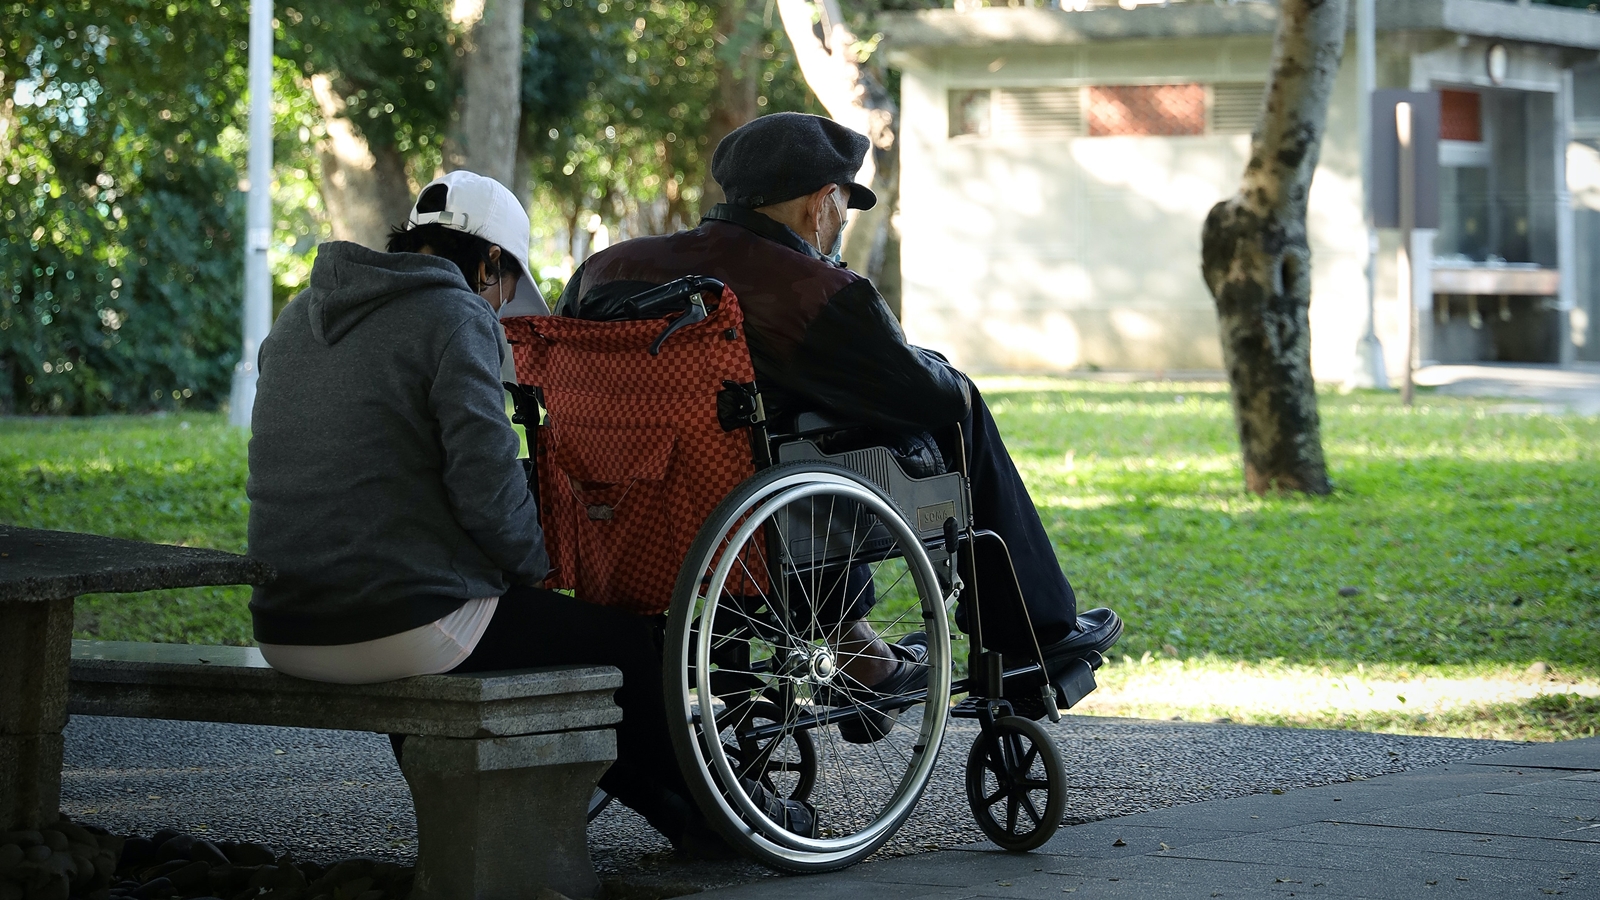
[0,596,72,830]
[401,729,615,900]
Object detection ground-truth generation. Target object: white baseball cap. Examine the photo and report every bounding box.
[407,170,549,316]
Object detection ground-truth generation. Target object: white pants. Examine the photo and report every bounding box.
[258,597,499,684]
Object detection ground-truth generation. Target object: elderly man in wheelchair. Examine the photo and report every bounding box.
[494,112,1123,871]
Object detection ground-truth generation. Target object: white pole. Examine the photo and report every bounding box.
[1346,0,1387,390]
[230,0,274,428]
[1397,101,1415,408]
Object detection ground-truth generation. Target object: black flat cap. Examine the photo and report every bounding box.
[711,113,877,211]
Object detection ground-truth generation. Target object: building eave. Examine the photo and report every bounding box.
[878,1,1600,54]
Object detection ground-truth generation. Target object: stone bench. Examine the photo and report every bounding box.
[68,640,621,900]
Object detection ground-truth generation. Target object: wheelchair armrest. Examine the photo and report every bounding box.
[791,410,868,436]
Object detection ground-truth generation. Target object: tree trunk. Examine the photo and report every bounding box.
[699,0,760,211]
[309,75,416,250]
[1199,0,1346,496]
[445,0,524,189]
[776,0,899,303]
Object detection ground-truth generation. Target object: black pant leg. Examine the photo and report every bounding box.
[948,378,1079,651]
[451,587,699,842]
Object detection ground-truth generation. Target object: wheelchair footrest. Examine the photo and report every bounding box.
[1053,655,1099,710]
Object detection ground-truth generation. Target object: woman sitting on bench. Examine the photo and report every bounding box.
[246,170,746,858]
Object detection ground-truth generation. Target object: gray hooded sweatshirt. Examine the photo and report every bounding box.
[247,241,548,646]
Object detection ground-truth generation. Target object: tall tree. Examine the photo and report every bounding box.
[1199,0,1347,495]
[307,74,413,249]
[776,0,899,301]
[278,2,455,248]
[698,0,760,208]
[447,0,523,187]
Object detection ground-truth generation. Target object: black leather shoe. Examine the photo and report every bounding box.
[1042,608,1123,667]
[833,632,931,744]
[1005,609,1124,720]
[740,778,819,838]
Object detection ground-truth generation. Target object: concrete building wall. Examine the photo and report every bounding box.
[896,38,1366,377]
[890,6,1599,379]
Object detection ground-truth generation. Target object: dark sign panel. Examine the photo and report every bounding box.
[1370,89,1440,229]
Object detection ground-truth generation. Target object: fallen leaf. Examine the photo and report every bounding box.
[997,882,1011,887]
[1112,838,1126,847]
[1271,789,1285,795]
[1160,842,1170,851]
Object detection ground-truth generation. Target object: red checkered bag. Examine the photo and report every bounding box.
[502,289,761,614]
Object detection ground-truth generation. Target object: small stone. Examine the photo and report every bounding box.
[0,843,22,872]
[1337,586,1361,597]
[50,822,96,848]
[1,831,41,848]
[190,840,228,867]
[26,843,52,862]
[140,858,192,883]
[167,860,211,892]
[150,830,180,847]
[221,842,275,867]
[119,836,156,871]
[154,834,195,863]
[42,830,69,852]
[131,876,174,899]
[0,880,21,900]
[1527,661,1549,677]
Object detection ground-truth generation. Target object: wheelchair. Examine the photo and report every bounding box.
[502,276,1109,873]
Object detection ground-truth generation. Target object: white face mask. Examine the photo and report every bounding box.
[818,189,848,264]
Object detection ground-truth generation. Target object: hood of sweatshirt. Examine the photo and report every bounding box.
[305,241,476,345]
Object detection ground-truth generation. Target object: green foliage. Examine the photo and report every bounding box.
[521,0,820,249]
[1,0,247,414]
[275,1,455,156]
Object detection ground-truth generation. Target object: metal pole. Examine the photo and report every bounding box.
[1347,0,1387,390]
[1397,101,1415,408]
[229,0,274,428]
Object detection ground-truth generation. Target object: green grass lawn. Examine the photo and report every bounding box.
[2,380,1596,737]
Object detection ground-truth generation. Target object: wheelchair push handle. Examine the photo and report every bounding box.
[643,276,726,355]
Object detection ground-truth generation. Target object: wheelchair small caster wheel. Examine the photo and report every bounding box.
[965,715,1067,852]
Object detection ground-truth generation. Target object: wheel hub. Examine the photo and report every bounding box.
[806,647,837,684]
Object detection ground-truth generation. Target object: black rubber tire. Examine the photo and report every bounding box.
[965,715,1066,852]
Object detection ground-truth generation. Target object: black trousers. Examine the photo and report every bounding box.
[449,588,701,843]
[949,377,1080,652]
[825,378,1081,654]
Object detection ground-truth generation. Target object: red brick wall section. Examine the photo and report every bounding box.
[1086,84,1206,137]
[1440,89,1482,143]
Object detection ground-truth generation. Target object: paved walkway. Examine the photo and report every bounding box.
[697,737,1600,900]
[1415,363,1600,414]
[61,715,1516,895]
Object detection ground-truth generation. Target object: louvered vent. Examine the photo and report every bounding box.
[1210,83,1265,134]
[994,88,1083,138]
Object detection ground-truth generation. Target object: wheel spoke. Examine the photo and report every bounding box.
[1020,793,1042,829]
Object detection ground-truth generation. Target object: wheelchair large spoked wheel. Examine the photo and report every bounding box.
[664,462,953,872]
[964,715,1066,852]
